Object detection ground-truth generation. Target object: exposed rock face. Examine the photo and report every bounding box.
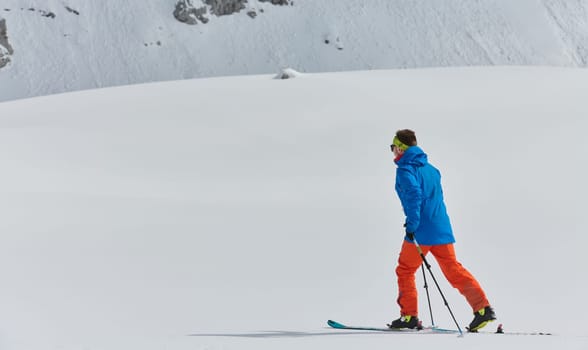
[259,0,290,5]
[204,0,247,16]
[173,0,292,25]
[65,6,80,15]
[0,18,14,69]
[173,0,209,25]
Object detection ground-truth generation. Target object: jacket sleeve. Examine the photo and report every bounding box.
[396,167,423,233]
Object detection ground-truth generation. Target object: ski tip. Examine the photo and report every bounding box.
[327,320,345,328]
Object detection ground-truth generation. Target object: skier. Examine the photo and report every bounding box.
[388,129,496,332]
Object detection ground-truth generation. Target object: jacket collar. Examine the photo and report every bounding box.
[395,146,428,167]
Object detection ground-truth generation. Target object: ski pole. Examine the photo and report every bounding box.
[412,235,464,336]
[421,263,435,327]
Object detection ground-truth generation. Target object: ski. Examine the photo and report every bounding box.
[482,324,552,336]
[327,319,458,334]
[328,320,552,336]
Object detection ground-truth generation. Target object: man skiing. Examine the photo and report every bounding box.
[389,129,496,332]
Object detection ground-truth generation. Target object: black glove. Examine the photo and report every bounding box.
[402,223,414,241]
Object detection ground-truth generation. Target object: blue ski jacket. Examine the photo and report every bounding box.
[395,146,455,245]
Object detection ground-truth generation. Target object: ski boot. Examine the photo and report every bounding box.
[387,315,423,330]
[467,306,496,332]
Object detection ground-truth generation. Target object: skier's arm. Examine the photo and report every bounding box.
[396,168,423,233]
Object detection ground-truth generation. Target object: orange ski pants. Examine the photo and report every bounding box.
[396,241,490,317]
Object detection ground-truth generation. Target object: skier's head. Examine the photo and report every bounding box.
[391,129,417,154]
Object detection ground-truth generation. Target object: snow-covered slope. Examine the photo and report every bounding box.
[1,0,588,102]
[0,67,587,350]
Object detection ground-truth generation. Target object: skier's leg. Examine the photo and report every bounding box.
[430,244,490,312]
[395,240,431,316]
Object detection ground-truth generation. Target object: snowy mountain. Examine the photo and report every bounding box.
[1,0,588,102]
[1,66,588,350]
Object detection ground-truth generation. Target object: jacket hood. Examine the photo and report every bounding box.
[395,146,428,167]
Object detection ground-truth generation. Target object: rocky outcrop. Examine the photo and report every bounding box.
[174,0,209,25]
[65,6,80,15]
[174,0,292,25]
[274,68,302,79]
[204,0,247,16]
[0,18,14,69]
[259,0,290,5]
